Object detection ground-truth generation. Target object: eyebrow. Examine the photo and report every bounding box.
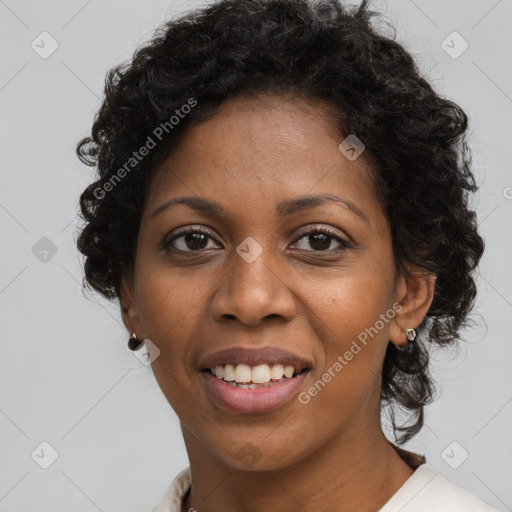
[151,193,369,225]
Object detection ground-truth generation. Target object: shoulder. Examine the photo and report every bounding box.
[379,463,500,512]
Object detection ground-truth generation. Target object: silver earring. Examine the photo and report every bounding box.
[128,332,144,351]
[405,328,417,342]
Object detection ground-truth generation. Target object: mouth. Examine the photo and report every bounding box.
[198,346,313,413]
[201,365,311,414]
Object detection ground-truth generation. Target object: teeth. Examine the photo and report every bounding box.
[223,364,235,381]
[251,364,271,383]
[234,364,252,383]
[283,366,294,378]
[210,363,300,384]
[270,364,284,380]
[214,365,224,379]
[225,381,280,388]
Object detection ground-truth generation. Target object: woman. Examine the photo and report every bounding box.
[75,0,498,510]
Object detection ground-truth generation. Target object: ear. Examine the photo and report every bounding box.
[119,273,142,338]
[389,268,436,347]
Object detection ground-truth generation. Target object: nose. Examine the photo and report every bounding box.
[210,246,297,327]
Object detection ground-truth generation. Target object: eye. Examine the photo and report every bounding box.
[162,226,221,253]
[291,225,351,253]
[162,224,352,255]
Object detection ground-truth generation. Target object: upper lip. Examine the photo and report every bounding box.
[199,346,312,372]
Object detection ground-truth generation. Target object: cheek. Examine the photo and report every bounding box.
[310,260,394,348]
[133,267,208,399]
[302,263,394,406]
[135,262,206,340]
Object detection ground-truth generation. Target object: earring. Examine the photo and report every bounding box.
[405,328,417,342]
[128,332,144,351]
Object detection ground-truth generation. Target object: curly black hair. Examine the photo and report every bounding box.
[75,0,485,444]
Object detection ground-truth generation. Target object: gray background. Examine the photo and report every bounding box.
[0,0,511,510]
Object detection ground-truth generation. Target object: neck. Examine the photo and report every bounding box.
[181,421,415,512]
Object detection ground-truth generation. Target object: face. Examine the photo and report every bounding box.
[121,94,427,471]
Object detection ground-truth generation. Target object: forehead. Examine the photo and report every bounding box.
[144,94,386,233]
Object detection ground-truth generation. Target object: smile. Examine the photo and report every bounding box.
[200,365,311,413]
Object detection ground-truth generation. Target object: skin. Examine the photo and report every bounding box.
[120,93,436,512]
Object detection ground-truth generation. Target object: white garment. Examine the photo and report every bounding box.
[150,463,499,512]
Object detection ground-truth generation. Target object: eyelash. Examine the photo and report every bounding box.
[162,225,352,254]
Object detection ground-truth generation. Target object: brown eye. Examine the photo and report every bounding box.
[163,226,221,253]
[292,227,351,253]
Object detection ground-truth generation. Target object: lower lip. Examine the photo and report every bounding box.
[201,370,310,414]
